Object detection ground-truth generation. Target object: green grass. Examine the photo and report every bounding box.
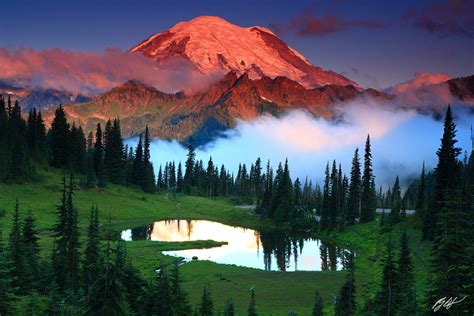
[0,167,431,315]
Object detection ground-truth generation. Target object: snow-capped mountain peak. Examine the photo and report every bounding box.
[131,16,358,89]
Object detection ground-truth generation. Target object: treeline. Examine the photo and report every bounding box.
[0,176,283,315]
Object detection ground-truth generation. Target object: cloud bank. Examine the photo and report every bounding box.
[0,48,220,95]
[126,97,474,190]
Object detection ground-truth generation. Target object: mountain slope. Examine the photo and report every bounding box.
[131,16,358,89]
[44,73,385,146]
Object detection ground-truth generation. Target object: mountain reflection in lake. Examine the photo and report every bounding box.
[121,220,349,272]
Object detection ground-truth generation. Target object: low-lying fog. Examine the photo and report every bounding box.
[126,99,473,190]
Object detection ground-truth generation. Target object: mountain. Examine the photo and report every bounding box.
[0,80,91,111]
[447,75,474,101]
[131,16,358,89]
[43,72,386,146]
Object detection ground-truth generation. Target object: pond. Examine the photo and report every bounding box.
[121,220,350,272]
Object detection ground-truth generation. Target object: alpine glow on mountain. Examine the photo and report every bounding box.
[131,16,358,89]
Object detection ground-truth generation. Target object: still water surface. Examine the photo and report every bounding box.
[121,220,348,272]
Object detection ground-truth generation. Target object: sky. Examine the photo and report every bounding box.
[0,0,472,89]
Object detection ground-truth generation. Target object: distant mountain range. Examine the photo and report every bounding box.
[1,16,472,146]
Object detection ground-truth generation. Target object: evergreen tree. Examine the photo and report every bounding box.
[248,288,257,316]
[49,105,70,168]
[133,135,145,188]
[104,119,125,184]
[8,199,24,291]
[396,231,417,315]
[374,239,397,316]
[360,135,376,222]
[21,209,40,292]
[312,290,324,316]
[0,229,15,315]
[335,252,356,316]
[142,126,156,192]
[83,206,101,296]
[347,148,361,224]
[184,139,196,194]
[389,176,401,226]
[170,260,192,316]
[416,162,426,223]
[329,161,339,230]
[93,123,105,186]
[84,218,130,315]
[321,163,331,229]
[199,284,213,316]
[154,265,174,315]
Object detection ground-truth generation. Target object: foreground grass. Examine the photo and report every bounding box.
[0,167,430,314]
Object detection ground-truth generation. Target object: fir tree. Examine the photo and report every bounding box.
[321,163,331,229]
[374,239,397,316]
[49,105,70,168]
[104,119,125,184]
[416,162,426,222]
[396,231,417,315]
[0,228,15,314]
[170,260,192,316]
[184,139,196,194]
[21,209,40,293]
[8,199,24,291]
[83,206,101,296]
[360,135,376,222]
[199,284,213,316]
[335,252,356,316]
[347,148,361,224]
[389,176,401,226]
[142,126,155,193]
[93,123,105,186]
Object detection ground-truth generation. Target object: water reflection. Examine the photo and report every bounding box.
[121,220,349,272]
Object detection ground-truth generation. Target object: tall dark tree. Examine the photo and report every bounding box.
[49,105,70,168]
[321,163,331,229]
[132,135,144,188]
[170,260,191,316]
[389,176,401,225]
[184,139,196,193]
[335,252,356,316]
[360,135,376,222]
[347,148,361,224]
[8,199,24,291]
[104,119,125,184]
[83,206,101,295]
[93,123,105,186]
[416,162,426,222]
[21,209,40,292]
[199,284,213,316]
[396,231,417,315]
[426,106,471,313]
[374,239,397,316]
[0,229,15,315]
[142,126,155,192]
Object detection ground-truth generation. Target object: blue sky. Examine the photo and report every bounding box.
[0,0,472,88]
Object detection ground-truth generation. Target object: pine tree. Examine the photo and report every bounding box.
[335,252,356,316]
[154,265,174,315]
[170,260,192,316]
[133,135,145,188]
[84,218,130,315]
[104,119,125,184]
[199,284,213,316]
[329,160,339,230]
[374,239,397,316]
[93,123,105,186]
[184,139,196,194]
[52,175,69,291]
[389,176,401,226]
[312,290,324,316]
[396,231,417,315]
[142,126,155,192]
[347,148,361,224]
[22,209,40,292]
[0,228,15,314]
[360,135,376,222]
[321,163,331,229]
[416,162,426,223]
[8,199,25,292]
[83,206,101,296]
[49,105,70,168]
[177,162,184,192]
[248,288,257,316]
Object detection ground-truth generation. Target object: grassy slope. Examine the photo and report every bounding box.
[0,167,430,315]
